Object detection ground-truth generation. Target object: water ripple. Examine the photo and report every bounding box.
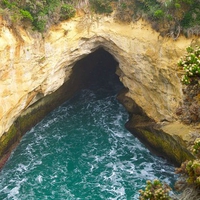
[0,87,177,200]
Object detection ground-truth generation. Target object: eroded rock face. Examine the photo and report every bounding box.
[0,14,199,166]
[0,15,195,138]
[117,88,194,166]
[176,84,200,124]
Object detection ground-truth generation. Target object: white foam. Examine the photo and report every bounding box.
[90,164,94,172]
[0,86,176,200]
[116,186,125,196]
[7,186,20,199]
[36,175,43,183]
[108,148,116,156]
[16,163,28,172]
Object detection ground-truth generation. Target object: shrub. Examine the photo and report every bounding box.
[2,0,15,9]
[186,159,200,186]
[154,9,164,19]
[139,179,172,200]
[176,159,200,188]
[89,0,113,14]
[193,138,200,157]
[0,0,199,35]
[178,45,200,84]
[114,0,135,23]
[60,4,76,21]
[175,3,181,9]
[176,138,200,188]
[0,0,77,32]
[20,9,33,22]
[33,19,47,32]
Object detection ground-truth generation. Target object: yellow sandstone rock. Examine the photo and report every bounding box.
[0,14,199,165]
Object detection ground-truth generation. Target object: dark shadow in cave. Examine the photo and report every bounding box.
[70,47,124,93]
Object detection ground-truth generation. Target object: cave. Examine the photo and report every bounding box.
[69,47,122,92]
[0,47,124,169]
[25,47,125,130]
[0,47,192,170]
[0,46,193,171]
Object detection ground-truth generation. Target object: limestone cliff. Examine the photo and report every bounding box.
[0,14,199,166]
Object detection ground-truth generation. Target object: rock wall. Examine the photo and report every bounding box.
[0,15,195,137]
[117,89,194,166]
[176,84,200,124]
[0,14,199,166]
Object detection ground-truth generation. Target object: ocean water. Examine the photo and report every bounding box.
[0,76,177,200]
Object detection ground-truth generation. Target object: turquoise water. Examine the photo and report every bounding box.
[0,77,177,200]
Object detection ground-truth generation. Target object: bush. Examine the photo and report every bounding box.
[89,0,113,14]
[60,4,76,21]
[154,9,164,19]
[0,0,199,35]
[174,3,181,9]
[193,138,200,157]
[20,9,33,22]
[176,138,200,188]
[139,179,172,200]
[33,19,47,32]
[178,45,200,84]
[2,0,15,9]
[0,0,77,32]
[114,0,135,23]
[186,160,200,186]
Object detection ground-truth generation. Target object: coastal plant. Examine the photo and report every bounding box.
[176,159,200,188]
[89,0,113,14]
[114,0,135,23]
[193,138,200,157]
[20,9,33,22]
[139,179,172,200]
[178,45,200,84]
[60,4,76,21]
[0,0,199,36]
[176,138,200,188]
[0,0,77,32]
[153,9,164,19]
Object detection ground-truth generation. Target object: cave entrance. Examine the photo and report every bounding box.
[0,48,125,170]
[70,47,123,93]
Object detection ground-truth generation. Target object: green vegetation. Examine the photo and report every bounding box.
[60,4,76,21]
[140,137,200,200]
[178,45,200,84]
[176,138,200,189]
[20,9,33,22]
[0,0,199,35]
[89,0,113,14]
[115,0,200,38]
[139,179,172,200]
[0,0,76,32]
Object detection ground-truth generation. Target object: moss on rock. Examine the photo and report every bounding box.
[126,119,194,166]
[118,88,194,166]
[0,62,92,169]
